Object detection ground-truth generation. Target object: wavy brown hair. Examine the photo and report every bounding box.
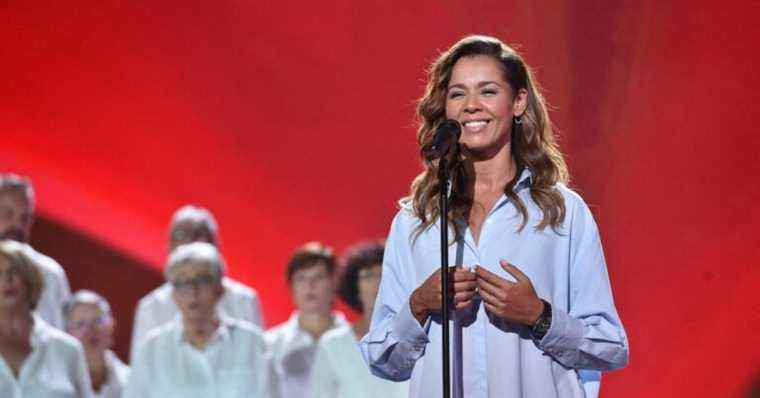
[407,35,568,238]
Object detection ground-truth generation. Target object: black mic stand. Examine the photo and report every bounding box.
[438,155,451,398]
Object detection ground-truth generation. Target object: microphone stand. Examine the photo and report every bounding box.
[438,156,451,398]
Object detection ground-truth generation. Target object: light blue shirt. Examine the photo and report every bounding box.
[360,169,629,398]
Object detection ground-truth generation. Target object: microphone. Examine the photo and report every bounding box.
[424,119,461,161]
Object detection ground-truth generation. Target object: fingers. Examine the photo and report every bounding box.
[499,260,527,282]
[451,267,477,282]
[475,265,513,286]
[476,278,504,304]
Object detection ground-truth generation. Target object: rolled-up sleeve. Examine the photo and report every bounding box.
[537,200,629,371]
[360,211,430,381]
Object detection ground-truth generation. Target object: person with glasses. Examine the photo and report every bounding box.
[311,241,408,398]
[65,290,129,398]
[0,173,72,329]
[124,242,270,398]
[0,240,93,398]
[129,205,263,361]
[264,242,347,398]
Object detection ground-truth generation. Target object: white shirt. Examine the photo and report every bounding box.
[311,325,408,398]
[124,315,270,398]
[0,315,94,398]
[93,350,129,398]
[361,170,628,398]
[265,312,348,398]
[24,244,72,330]
[130,276,263,362]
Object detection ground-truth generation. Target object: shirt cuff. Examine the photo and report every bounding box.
[536,304,584,357]
[391,298,431,353]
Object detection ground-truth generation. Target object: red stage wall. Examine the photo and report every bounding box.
[2,1,759,397]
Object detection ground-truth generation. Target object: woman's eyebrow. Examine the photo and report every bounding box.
[448,81,503,90]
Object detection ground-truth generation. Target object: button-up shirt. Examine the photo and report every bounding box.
[93,350,129,398]
[361,169,629,398]
[130,276,263,362]
[24,244,72,330]
[0,315,93,398]
[124,315,270,398]
[311,324,408,398]
[265,312,347,398]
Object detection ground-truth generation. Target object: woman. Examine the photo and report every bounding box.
[360,35,629,398]
[311,241,408,398]
[124,242,270,398]
[65,290,130,398]
[0,240,93,398]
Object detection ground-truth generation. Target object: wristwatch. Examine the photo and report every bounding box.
[530,299,552,341]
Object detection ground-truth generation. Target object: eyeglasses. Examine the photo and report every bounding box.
[67,313,112,334]
[171,274,218,293]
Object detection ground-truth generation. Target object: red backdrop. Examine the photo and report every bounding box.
[2,1,759,396]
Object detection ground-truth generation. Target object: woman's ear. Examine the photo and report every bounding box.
[513,88,529,117]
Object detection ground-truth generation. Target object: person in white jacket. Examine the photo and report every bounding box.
[0,240,93,398]
[311,241,408,398]
[124,242,270,398]
[130,204,263,361]
[0,173,71,329]
[65,290,130,398]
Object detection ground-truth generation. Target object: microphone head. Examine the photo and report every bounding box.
[439,119,462,140]
[424,119,461,161]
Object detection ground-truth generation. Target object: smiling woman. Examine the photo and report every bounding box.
[361,35,629,398]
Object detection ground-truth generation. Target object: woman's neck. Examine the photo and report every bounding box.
[182,315,219,349]
[298,311,334,341]
[0,306,33,339]
[86,350,108,392]
[465,142,517,194]
[352,314,371,339]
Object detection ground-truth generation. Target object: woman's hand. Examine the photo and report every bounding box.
[409,266,477,324]
[476,260,544,326]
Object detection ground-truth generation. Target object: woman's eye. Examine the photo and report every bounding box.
[482,89,497,96]
[448,92,464,99]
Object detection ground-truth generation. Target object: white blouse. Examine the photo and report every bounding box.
[311,325,408,398]
[124,315,270,398]
[25,244,72,330]
[264,312,347,398]
[129,276,263,362]
[0,316,93,398]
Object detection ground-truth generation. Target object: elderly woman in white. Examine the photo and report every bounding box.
[0,240,93,398]
[65,290,130,398]
[124,242,270,398]
[311,241,408,398]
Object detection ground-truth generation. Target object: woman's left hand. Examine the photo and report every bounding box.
[476,260,544,326]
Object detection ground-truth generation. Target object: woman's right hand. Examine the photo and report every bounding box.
[409,266,477,324]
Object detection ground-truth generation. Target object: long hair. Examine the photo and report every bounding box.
[407,35,568,238]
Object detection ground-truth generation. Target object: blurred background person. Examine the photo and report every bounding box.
[0,173,71,329]
[0,240,92,397]
[65,290,129,398]
[124,242,269,398]
[130,204,263,360]
[265,241,346,398]
[311,240,408,398]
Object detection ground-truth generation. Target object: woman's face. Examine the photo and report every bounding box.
[169,262,223,323]
[290,262,334,315]
[67,303,114,353]
[445,55,526,158]
[0,255,27,310]
[357,264,382,315]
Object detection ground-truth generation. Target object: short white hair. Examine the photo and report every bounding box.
[165,241,226,279]
[169,205,219,240]
[64,290,112,321]
[0,173,35,212]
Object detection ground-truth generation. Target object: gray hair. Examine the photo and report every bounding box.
[63,290,111,320]
[0,173,35,212]
[165,241,226,280]
[169,205,219,242]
